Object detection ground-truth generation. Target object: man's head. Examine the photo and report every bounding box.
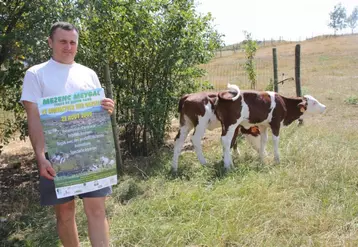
[48,22,79,64]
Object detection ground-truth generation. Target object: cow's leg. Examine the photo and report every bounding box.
[245,134,261,153]
[271,126,281,163]
[191,120,208,165]
[221,123,240,170]
[231,126,241,155]
[172,124,193,172]
[272,135,280,163]
[259,126,268,162]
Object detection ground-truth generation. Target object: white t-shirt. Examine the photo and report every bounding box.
[20,58,102,104]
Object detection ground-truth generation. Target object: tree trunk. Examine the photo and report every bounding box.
[104,62,123,175]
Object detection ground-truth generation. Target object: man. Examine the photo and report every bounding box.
[20,22,114,247]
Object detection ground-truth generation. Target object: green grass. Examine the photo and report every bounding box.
[4,123,357,246]
[101,124,358,246]
[344,95,358,105]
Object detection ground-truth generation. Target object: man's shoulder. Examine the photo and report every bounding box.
[74,63,97,75]
[26,60,51,74]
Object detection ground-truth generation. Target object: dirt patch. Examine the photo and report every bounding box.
[0,137,39,215]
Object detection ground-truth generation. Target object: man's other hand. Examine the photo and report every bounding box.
[101,98,115,115]
[38,157,56,180]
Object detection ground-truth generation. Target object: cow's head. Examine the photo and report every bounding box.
[300,95,326,115]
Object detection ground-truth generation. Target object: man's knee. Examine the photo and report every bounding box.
[83,197,107,219]
[55,200,76,223]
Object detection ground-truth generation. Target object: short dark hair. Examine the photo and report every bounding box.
[49,21,79,39]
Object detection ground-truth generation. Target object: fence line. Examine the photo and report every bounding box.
[197,57,279,91]
[216,33,354,57]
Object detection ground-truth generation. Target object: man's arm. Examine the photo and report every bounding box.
[23,101,56,180]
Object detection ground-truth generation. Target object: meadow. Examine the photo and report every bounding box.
[1,34,358,246]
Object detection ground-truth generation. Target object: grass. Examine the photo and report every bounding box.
[1,34,358,246]
[345,96,358,105]
[101,124,358,246]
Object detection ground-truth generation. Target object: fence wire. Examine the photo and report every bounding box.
[197,54,298,92]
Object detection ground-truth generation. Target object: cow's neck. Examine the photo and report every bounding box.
[281,97,304,126]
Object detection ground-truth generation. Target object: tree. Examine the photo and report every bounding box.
[0,0,222,156]
[346,6,358,34]
[0,0,82,150]
[328,3,347,35]
[243,31,258,90]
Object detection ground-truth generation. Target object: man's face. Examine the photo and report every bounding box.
[48,28,78,64]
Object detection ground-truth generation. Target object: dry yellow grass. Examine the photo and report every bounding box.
[198,34,358,131]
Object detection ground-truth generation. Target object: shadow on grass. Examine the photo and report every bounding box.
[208,153,271,179]
[119,143,274,183]
[0,154,60,247]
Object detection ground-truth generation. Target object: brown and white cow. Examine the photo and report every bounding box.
[214,84,326,169]
[172,91,261,172]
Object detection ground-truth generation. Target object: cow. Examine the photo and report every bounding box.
[215,83,326,169]
[50,152,69,164]
[100,156,110,166]
[172,91,261,173]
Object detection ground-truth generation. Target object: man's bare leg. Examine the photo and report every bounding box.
[83,197,109,247]
[54,200,80,247]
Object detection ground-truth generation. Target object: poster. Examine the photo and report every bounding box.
[37,88,117,198]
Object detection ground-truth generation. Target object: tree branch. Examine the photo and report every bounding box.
[276,77,294,85]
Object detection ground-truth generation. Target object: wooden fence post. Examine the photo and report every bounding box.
[104,63,123,175]
[295,44,302,97]
[272,48,278,92]
[295,44,304,125]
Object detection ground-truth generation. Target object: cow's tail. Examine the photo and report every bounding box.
[227,83,241,101]
[178,94,189,112]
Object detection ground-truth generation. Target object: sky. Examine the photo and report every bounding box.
[195,0,358,45]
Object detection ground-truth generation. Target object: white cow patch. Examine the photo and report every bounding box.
[191,103,213,165]
[266,91,277,123]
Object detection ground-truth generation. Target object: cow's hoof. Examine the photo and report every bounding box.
[199,159,207,165]
[170,168,178,177]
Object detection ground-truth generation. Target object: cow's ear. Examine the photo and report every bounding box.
[298,101,306,113]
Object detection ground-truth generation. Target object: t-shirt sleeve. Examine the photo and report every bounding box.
[20,69,42,104]
[91,70,102,89]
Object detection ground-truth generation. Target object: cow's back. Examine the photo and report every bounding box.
[242,91,275,124]
[179,92,218,126]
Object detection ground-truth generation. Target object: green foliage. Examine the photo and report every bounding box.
[112,177,143,204]
[344,95,358,105]
[243,31,258,90]
[0,0,222,156]
[0,0,82,151]
[75,0,222,156]
[265,78,274,91]
[195,80,215,91]
[328,3,347,35]
[346,6,358,34]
